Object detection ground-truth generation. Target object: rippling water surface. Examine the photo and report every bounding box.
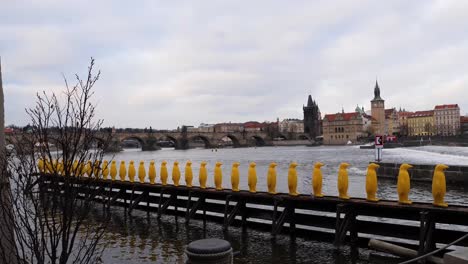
[98,146,468,263]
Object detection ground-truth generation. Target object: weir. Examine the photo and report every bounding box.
[39,174,468,258]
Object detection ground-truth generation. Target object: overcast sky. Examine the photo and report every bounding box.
[1,0,468,129]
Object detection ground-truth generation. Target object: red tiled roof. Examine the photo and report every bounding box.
[408,110,434,118]
[323,112,360,122]
[435,104,459,110]
[461,116,468,123]
[398,111,414,117]
[215,123,243,126]
[244,121,265,128]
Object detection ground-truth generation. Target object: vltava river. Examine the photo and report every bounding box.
[99,146,468,263]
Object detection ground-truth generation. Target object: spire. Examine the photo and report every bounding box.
[372,79,383,101]
[307,95,313,107]
[342,106,344,114]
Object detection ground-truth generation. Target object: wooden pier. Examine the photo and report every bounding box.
[40,174,468,257]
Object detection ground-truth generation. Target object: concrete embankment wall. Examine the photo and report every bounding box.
[271,140,311,146]
[375,162,468,186]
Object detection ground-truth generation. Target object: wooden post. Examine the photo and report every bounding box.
[0,58,18,264]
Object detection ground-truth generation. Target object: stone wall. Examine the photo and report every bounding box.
[374,162,468,187]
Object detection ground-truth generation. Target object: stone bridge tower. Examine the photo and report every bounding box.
[303,95,321,139]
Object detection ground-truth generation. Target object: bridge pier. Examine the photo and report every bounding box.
[141,137,161,151]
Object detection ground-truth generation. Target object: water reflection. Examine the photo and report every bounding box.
[100,207,374,263]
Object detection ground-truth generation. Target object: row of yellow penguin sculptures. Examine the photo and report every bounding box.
[38,159,449,207]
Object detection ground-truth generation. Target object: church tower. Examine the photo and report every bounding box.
[370,80,385,135]
[303,95,321,139]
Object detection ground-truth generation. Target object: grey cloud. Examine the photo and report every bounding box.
[1,0,468,128]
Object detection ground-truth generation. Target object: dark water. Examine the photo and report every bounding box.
[98,146,468,263]
[101,208,372,264]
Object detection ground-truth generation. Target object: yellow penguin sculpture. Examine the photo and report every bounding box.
[214,162,223,190]
[199,161,208,189]
[38,158,45,173]
[93,160,101,178]
[52,159,58,174]
[138,161,146,183]
[397,163,413,204]
[172,161,181,186]
[231,162,240,192]
[128,161,136,182]
[337,163,350,200]
[148,161,156,184]
[185,161,193,187]
[312,162,325,198]
[432,164,449,207]
[78,162,85,177]
[248,162,257,193]
[119,161,127,181]
[365,163,380,202]
[110,160,117,181]
[267,162,277,194]
[85,161,93,177]
[57,160,64,175]
[160,161,168,185]
[288,162,299,196]
[45,159,53,173]
[72,160,79,176]
[102,160,109,180]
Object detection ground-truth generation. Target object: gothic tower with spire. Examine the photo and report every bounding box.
[370,80,385,135]
[303,95,321,139]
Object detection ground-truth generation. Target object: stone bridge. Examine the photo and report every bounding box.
[114,131,312,150]
[4,131,312,151]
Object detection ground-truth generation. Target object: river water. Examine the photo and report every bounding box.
[99,146,468,263]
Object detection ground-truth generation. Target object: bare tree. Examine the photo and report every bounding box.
[0,58,112,264]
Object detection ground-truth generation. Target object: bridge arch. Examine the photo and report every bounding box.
[121,136,145,150]
[159,135,178,148]
[277,134,288,140]
[189,135,212,149]
[251,135,266,146]
[90,136,107,149]
[224,134,241,148]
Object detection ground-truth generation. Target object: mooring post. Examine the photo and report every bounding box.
[223,195,232,230]
[185,190,193,224]
[334,204,357,247]
[289,201,296,238]
[418,211,436,261]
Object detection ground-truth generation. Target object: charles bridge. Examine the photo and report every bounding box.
[4,129,313,151]
[112,130,312,150]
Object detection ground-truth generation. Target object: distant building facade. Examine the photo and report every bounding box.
[322,111,365,145]
[385,108,399,135]
[434,104,460,136]
[214,123,243,133]
[397,110,413,136]
[461,116,468,136]
[303,95,321,139]
[279,119,304,134]
[407,111,435,136]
